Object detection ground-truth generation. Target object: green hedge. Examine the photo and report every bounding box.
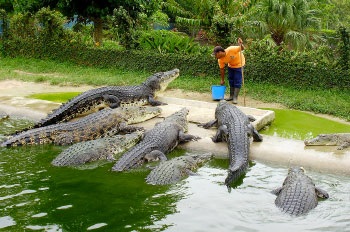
[3,38,349,91]
[244,44,350,90]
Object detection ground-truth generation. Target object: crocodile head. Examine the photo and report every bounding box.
[304,134,338,146]
[166,107,189,132]
[283,166,305,184]
[288,166,305,175]
[143,68,180,96]
[215,100,231,114]
[190,152,213,165]
[119,106,162,124]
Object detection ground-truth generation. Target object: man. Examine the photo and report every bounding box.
[213,38,245,104]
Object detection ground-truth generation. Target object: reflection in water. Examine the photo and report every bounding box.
[1,118,350,231]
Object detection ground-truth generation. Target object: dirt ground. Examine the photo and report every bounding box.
[160,88,285,109]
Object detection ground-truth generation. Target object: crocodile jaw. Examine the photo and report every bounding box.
[122,106,162,124]
[156,68,180,94]
[304,134,338,146]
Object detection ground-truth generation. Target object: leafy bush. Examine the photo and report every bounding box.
[244,42,349,90]
[137,29,205,54]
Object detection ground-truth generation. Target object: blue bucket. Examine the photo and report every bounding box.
[211,85,226,100]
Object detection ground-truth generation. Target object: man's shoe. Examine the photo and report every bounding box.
[225,87,234,101]
[232,88,240,104]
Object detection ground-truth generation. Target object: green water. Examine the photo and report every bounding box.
[1,118,350,231]
[260,108,350,140]
[29,92,82,103]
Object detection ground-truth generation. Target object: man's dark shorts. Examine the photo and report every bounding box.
[227,67,243,88]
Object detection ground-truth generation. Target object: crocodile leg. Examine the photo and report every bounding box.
[212,125,228,142]
[198,119,218,129]
[247,124,263,142]
[338,142,350,150]
[118,122,144,134]
[102,94,121,108]
[178,131,201,142]
[271,187,283,196]
[247,115,256,122]
[315,187,329,199]
[144,150,168,162]
[148,96,167,106]
[54,134,74,145]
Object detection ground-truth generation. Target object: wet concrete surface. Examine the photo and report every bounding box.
[0,80,349,175]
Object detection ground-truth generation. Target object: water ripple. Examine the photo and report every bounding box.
[56,205,73,210]
[0,184,21,189]
[0,189,37,201]
[0,216,16,229]
[31,212,48,218]
[87,223,108,230]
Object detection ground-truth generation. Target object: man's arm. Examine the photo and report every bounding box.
[220,68,225,85]
[238,38,244,51]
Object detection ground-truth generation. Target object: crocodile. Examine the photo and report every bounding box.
[17,69,179,132]
[198,100,263,189]
[112,107,201,172]
[146,153,213,185]
[52,131,144,167]
[272,167,329,216]
[0,112,9,121]
[1,106,161,147]
[304,133,350,150]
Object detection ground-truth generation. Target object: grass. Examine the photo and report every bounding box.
[0,56,349,121]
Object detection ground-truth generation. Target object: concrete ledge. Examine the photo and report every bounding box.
[157,96,275,131]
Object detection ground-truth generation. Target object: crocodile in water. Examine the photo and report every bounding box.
[52,131,144,167]
[272,167,329,216]
[146,153,213,185]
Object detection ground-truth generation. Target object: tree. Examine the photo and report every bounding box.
[0,0,14,12]
[246,0,323,50]
[57,0,161,46]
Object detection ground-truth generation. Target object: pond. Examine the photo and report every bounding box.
[0,115,350,231]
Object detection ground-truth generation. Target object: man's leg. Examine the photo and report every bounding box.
[232,68,243,104]
[226,67,235,101]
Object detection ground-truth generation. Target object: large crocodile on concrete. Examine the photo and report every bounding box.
[272,167,329,216]
[304,133,350,150]
[52,131,144,167]
[17,69,179,132]
[112,108,201,172]
[1,106,161,147]
[146,153,213,185]
[198,100,263,189]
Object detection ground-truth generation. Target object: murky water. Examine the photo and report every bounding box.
[1,119,350,231]
[260,108,350,140]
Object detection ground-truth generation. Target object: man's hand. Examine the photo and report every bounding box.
[220,80,225,85]
[238,38,243,44]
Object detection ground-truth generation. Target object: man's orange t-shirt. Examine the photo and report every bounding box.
[218,46,245,69]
